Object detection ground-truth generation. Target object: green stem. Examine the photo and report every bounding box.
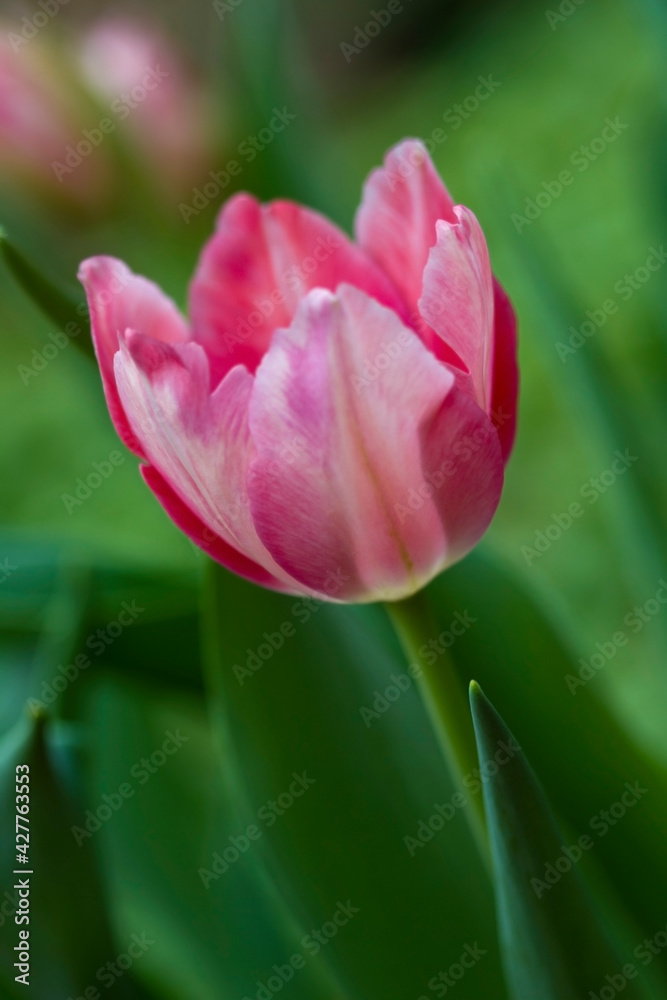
[385,590,491,873]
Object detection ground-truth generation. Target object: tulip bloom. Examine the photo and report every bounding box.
[79,140,517,602]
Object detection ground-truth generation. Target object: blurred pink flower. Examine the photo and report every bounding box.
[78,17,212,195]
[79,140,518,602]
[0,34,108,206]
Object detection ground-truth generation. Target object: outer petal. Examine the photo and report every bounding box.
[491,278,519,462]
[419,208,495,411]
[188,193,407,386]
[113,332,297,590]
[247,285,503,602]
[78,256,189,457]
[140,464,289,591]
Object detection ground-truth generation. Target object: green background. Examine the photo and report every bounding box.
[1,1,666,997]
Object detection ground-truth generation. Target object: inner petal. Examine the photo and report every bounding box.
[188,193,408,388]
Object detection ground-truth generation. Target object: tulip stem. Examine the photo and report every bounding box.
[385,591,491,873]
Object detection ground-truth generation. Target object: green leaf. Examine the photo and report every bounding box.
[0,230,94,360]
[204,561,508,1000]
[427,549,667,988]
[0,538,203,704]
[469,680,642,999]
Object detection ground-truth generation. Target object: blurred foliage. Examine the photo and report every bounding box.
[0,0,666,997]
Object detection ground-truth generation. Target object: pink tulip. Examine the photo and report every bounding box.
[77,17,212,195]
[79,140,517,602]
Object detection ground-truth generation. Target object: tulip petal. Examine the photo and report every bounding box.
[247,285,502,602]
[140,464,289,591]
[78,256,189,457]
[419,208,495,411]
[188,193,407,386]
[355,139,461,359]
[491,278,519,462]
[113,333,296,589]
